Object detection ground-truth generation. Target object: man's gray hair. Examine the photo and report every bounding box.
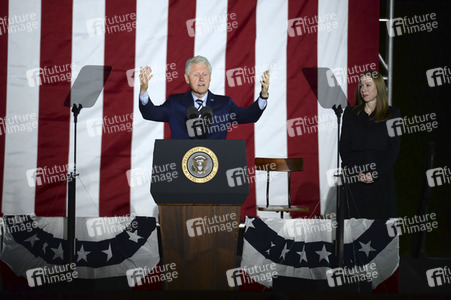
[185,55,212,75]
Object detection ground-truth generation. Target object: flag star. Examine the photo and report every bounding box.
[126,230,142,243]
[297,245,308,263]
[316,245,332,263]
[265,242,276,255]
[51,243,64,261]
[77,245,90,263]
[358,241,376,258]
[24,234,40,247]
[102,243,113,262]
[280,243,290,261]
[245,218,256,232]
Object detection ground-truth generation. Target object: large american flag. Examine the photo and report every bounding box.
[0,0,379,218]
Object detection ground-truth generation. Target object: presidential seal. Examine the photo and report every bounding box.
[182,146,218,183]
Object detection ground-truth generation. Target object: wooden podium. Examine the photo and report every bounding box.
[151,140,249,291]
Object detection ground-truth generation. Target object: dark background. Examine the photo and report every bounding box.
[379,0,450,257]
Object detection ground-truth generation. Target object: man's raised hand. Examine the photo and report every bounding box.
[260,70,270,98]
[139,66,153,94]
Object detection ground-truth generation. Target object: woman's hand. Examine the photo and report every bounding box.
[359,172,374,184]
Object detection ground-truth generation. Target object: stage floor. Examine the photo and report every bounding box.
[1,256,450,298]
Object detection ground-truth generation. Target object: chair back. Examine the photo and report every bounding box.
[255,158,303,172]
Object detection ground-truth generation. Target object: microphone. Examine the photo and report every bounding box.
[186,106,199,120]
[186,106,205,138]
[200,106,213,133]
[200,106,213,120]
[198,106,213,139]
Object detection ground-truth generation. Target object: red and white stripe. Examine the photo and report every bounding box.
[0,0,379,219]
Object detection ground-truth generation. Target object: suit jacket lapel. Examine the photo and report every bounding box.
[206,90,217,110]
[183,90,194,108]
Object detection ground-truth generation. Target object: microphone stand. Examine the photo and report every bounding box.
[332,104,346,268]
[63,65,112,264]
[67,103,82,264]
[332,105,368,292]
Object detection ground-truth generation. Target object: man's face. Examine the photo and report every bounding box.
[184,63,211,97]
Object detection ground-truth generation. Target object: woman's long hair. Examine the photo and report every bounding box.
[353,71,390,122]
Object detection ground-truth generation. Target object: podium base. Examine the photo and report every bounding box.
[158,205,241,291]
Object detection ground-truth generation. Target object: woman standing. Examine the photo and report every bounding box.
[339,71,401,219]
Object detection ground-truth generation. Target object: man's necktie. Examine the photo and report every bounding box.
[196,99,203,113]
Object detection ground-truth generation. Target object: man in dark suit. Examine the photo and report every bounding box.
[139,56,270,139]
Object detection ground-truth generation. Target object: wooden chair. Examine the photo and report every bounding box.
[255,157,309,218]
